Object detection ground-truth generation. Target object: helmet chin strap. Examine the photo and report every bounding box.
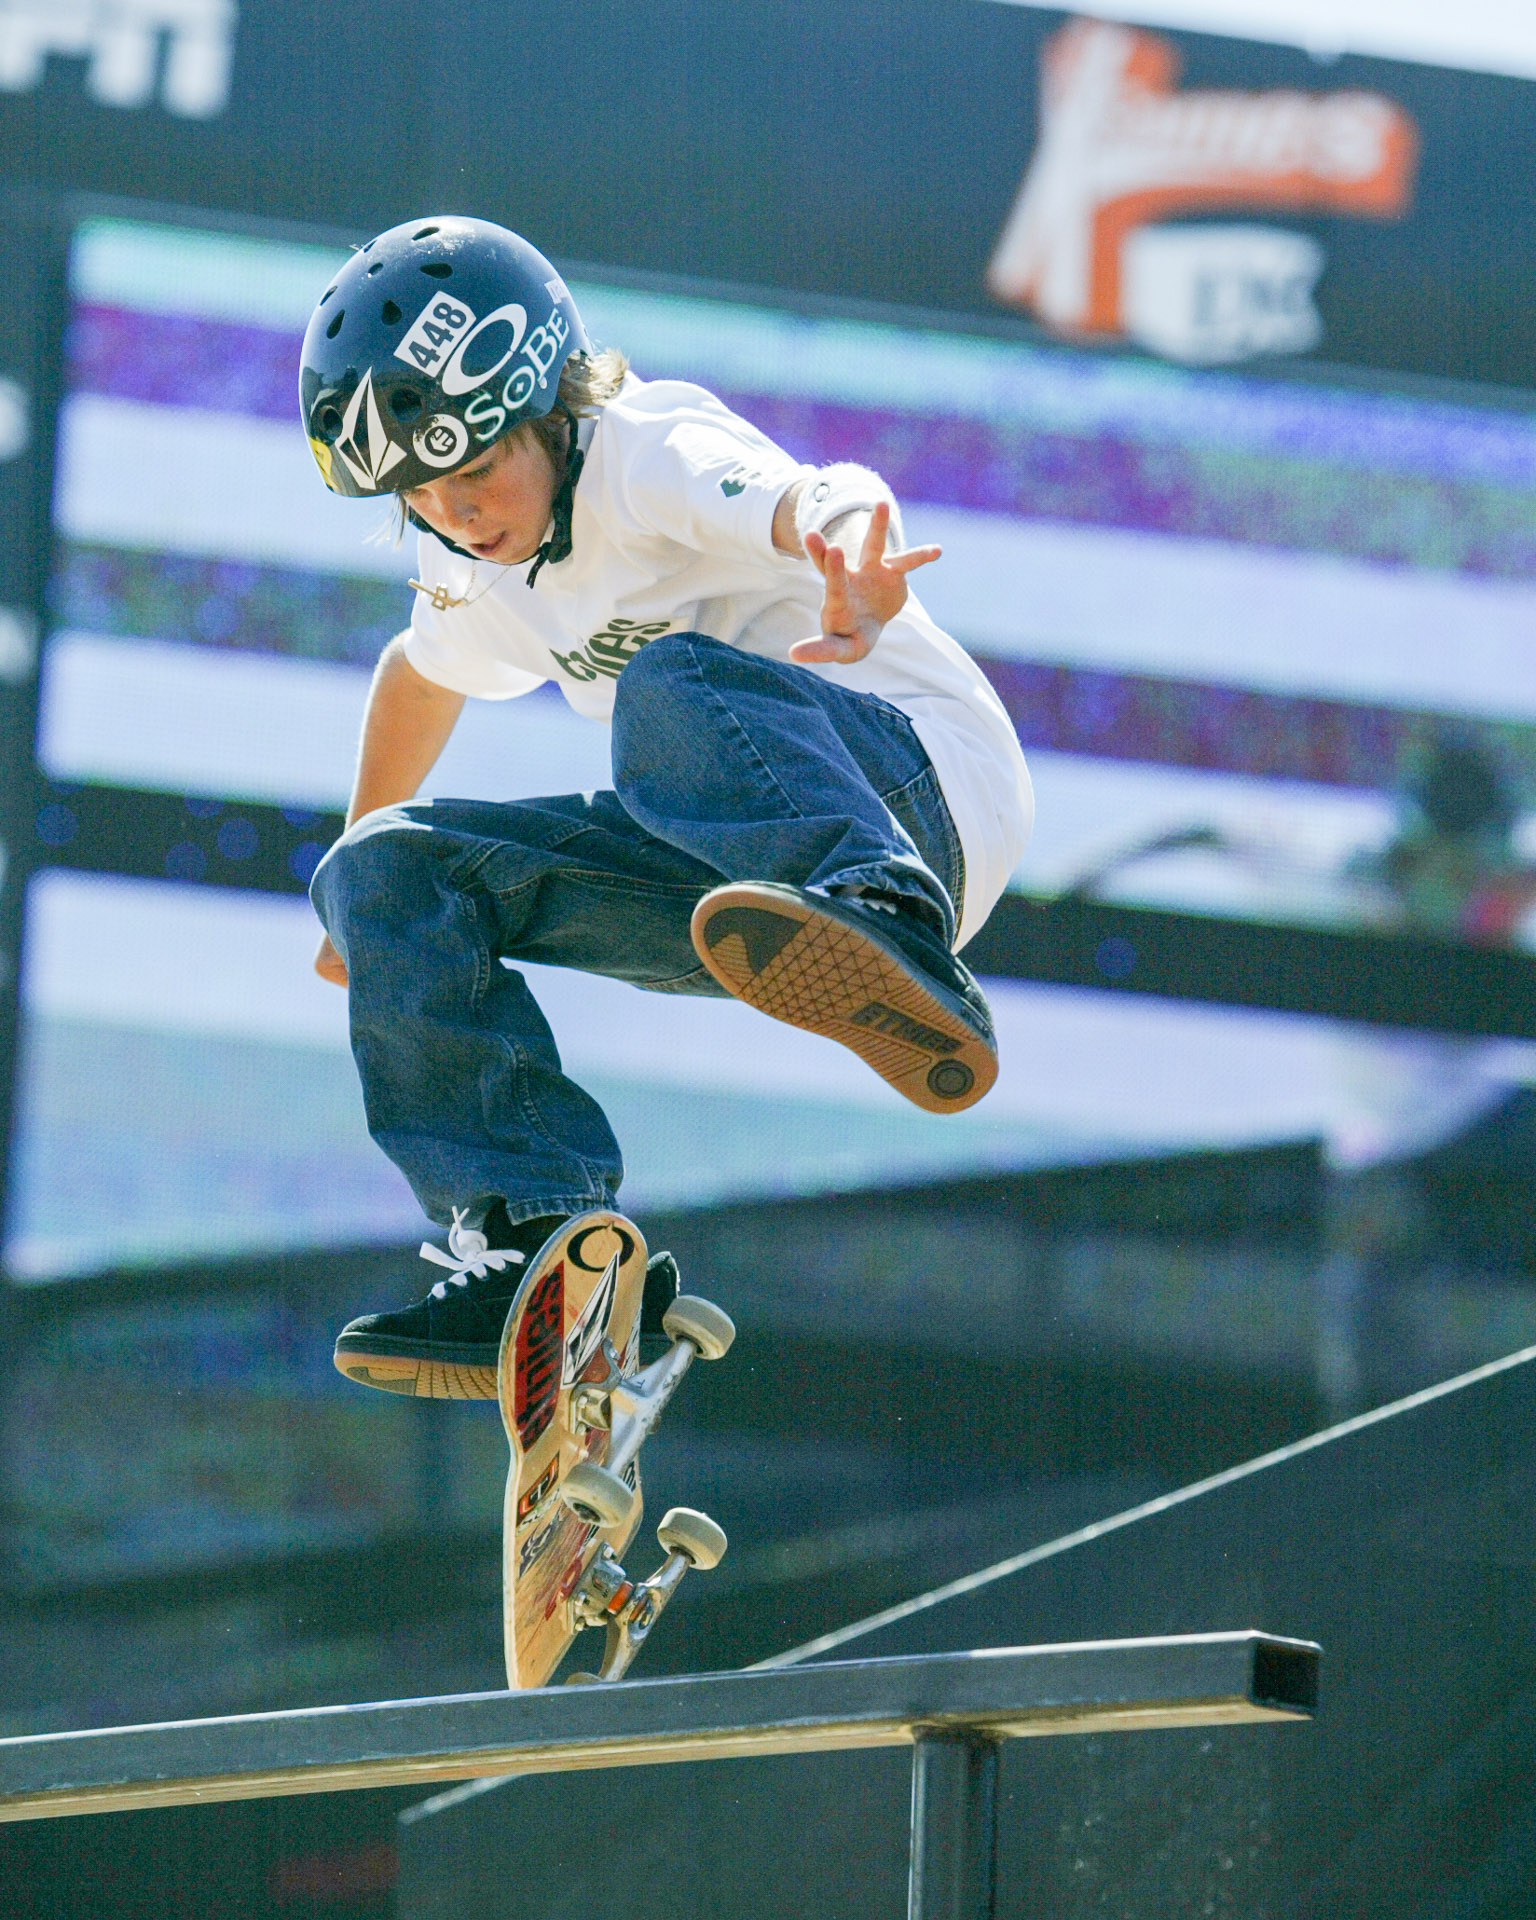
[524,402,584,588]
[403,506,477,560]
[402,399,586,582]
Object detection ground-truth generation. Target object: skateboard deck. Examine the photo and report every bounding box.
[497,1211,648,1690]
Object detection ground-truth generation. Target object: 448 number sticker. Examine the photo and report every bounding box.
[395,296,478,376]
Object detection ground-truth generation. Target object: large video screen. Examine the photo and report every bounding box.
[8,215,1536,1281]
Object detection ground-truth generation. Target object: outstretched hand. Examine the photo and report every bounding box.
[790,501,941,665]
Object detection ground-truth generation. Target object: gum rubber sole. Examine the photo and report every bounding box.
[690,883,997,1113]
[332,1342,496,1399]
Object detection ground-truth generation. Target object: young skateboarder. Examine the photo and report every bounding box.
[301,217,1032,1397]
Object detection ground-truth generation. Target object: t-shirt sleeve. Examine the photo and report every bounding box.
[620,397,813,564]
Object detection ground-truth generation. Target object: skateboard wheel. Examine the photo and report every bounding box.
[657,1506,728,1570]
[564,1671,602,1686]
[562,1462,636,1528]
[661,1295,736,1361]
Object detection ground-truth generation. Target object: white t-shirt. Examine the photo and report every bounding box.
[404,373,1033,948]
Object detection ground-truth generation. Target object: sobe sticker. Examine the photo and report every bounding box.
[462,306,573,443]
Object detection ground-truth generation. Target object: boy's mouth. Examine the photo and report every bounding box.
[468,531,508,559]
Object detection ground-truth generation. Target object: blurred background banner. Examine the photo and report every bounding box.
[8,192,1536,1283]
[0,21,1534,1913]
[1,0,1535,383]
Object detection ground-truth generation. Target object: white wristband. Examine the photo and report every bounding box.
[793,463,904,550]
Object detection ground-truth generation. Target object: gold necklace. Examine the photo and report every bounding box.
[408,563,504,613]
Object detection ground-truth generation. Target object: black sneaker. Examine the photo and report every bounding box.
[333,1210,686,1398]
[333,1208,568,1399]
[690,881,997,1111]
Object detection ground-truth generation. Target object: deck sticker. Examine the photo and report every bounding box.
[517,1507,564,1578]
[563,1249,619,1386]
[516,1460,559,1526]
[547,1532,598,1619]
[514,1262,564,1448]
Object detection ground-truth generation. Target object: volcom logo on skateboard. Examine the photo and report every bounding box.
[849,1002,961,1055]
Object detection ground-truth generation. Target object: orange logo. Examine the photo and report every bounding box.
[988,18,1417,345]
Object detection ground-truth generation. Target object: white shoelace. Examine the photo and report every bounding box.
[419,1208,527,1297]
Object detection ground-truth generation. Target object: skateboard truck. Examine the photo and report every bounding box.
[565,1506,729,1684]
[561,1294,736,1531]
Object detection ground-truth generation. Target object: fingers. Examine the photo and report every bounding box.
[859,499,890,568]
[818,541,853,627]
[887,542,942,573]
[807,522,940,580]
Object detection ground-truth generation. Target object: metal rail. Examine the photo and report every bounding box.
[0,1631,1316,1834]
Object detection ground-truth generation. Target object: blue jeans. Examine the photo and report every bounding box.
[310,633,965,1228]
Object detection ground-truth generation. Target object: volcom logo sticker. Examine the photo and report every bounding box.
[334,369,407,491]
[413,412,469,468]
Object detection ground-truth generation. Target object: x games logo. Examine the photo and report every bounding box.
[989,18,1418,363]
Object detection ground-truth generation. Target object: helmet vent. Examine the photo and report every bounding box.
[319,284,337,305]
[314,405,344,443]
[421,262,453,280]
[412,225,441,241]
[325,309,345,340]
[366,261,384,276]
[382,299,402,325]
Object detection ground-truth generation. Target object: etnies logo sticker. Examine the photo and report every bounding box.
[413,413,469,468]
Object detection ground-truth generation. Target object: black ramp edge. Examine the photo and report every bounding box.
[1253,1637,1320,1717]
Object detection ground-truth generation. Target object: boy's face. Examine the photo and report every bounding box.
[401,429,558,563]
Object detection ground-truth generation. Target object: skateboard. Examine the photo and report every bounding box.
[496,1210,736,1688]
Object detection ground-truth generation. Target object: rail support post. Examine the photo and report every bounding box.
[907,1728,1000,1920]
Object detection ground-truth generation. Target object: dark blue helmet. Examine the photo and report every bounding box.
[300,216,589,499]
